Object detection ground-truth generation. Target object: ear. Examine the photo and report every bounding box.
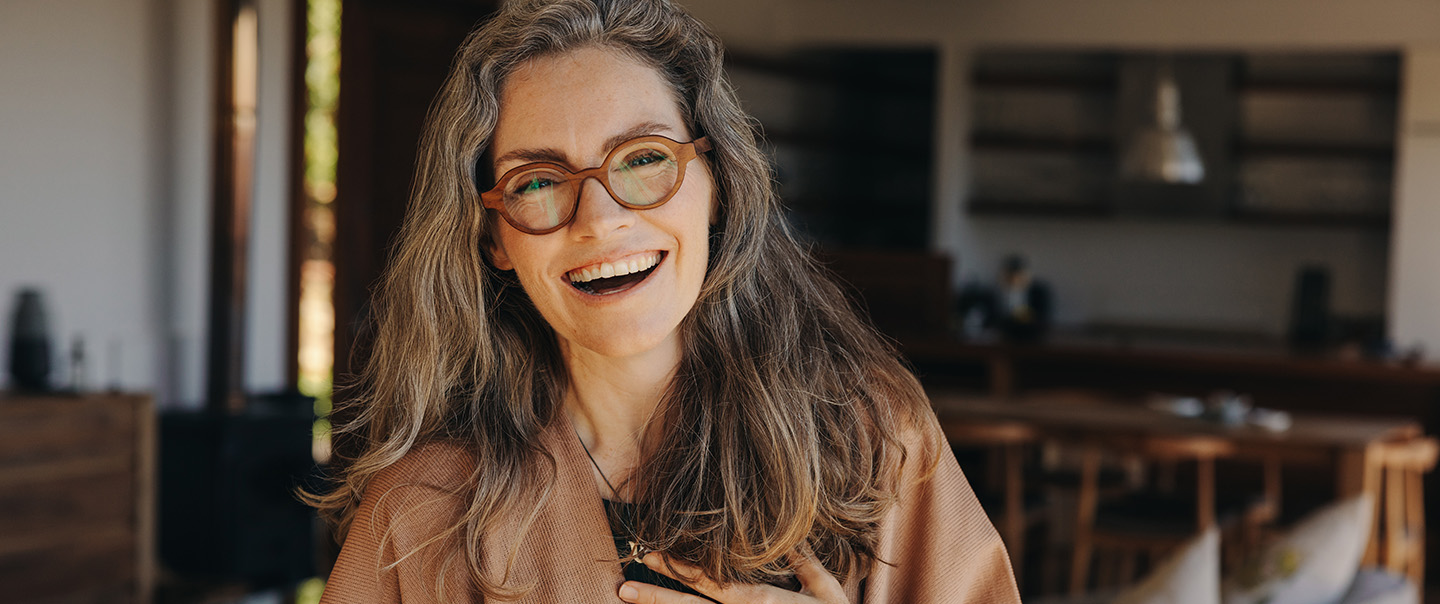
[486,236,514,271]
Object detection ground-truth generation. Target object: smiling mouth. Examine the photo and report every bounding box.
[567,251,665,296]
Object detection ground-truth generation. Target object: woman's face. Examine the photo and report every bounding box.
[488,46,715,361]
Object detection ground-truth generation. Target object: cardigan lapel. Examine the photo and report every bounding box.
[493,412,626,602]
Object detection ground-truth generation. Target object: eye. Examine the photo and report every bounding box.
[624,149,670,168]
[513,174,557,195]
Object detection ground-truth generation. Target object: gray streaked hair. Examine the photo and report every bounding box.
[305,0,938,599]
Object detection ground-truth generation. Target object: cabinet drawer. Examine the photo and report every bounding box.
[0,398,136,466]
[0,470,134,550]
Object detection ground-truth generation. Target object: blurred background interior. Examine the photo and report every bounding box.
[4,0,1440,602]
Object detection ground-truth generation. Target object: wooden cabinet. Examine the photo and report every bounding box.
[0,393,154,604]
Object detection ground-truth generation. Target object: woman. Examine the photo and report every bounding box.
[312,0,1021,602]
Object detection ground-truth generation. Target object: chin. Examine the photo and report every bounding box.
[565,323,681,360]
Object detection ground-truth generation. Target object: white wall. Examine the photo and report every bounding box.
[164,0,215,408]
[0,0,291,405]
[687,0,1440,342]
[0,0,166,394]
[1390,50,1440,356]
[248,0,294,394]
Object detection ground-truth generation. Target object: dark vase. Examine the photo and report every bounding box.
[9,289,52,392]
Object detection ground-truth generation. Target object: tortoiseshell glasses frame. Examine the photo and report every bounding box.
[480,135,712,235]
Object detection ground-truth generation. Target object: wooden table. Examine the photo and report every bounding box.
[932,388,1428,589]
[929,389,1423,500]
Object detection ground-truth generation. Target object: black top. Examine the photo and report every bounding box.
[602,499,711,600]
[601,500,804,600]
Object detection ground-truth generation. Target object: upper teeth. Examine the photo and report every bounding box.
[568,251,662,283]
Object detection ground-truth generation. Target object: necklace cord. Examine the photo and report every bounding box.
[575,428,624,499]
[575,427,650,564]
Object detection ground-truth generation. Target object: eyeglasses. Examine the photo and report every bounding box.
[480,135,712,235]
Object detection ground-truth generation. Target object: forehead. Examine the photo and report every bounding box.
[491,46,688,165]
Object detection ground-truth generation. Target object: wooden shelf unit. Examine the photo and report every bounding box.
[966,50,1400,229]
[726,48,938,248]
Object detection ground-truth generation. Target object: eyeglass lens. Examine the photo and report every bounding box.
[502,139,682,232]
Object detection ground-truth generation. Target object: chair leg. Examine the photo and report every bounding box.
[1263,454,1282,523]
[1406,467,1425,585]
[1196,456,1215,530]
[1361,450,1385,567]
[1117,549,1138,587]
[1098,548,1123,591]
[1386,465,1406,575]
[1003,443,1026,587]
[1070,447,1100,597]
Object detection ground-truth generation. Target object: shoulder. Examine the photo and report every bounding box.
[370,440,476,494]
[865,411,1023,602]
[324,442,481,603]
[351,441,476,550]
[884,399,947,484]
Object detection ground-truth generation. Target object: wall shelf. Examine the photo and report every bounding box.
[1229,209,1392,230]
[971,73,1118,92]
[966,50,1400,230]
[968,199,1112,218]
[970,132,1114,154]
[763,128,931,154]
[1235,141,1395,161]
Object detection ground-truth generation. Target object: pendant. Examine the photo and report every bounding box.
[623,540,650,564]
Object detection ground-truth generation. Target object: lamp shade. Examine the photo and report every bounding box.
[1121,62,1205,184]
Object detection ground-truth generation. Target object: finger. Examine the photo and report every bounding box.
[640,554,718,592]
[618,580,714,604]
[788,551,846,602]
[641,553,768,602]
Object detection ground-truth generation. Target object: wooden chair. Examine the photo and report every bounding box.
[940,417,1042,586]
[1367,436,1438,585]
[1070,434,1268,596]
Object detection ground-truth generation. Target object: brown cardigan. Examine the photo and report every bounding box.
[320,412,1021,603]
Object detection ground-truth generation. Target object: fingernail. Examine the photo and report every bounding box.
[619,583,639,601]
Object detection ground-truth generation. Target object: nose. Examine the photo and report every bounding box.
[568,176,634,239]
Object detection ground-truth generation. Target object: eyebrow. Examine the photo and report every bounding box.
[492,121,679,170]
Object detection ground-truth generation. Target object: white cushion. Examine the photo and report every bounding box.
[1111,526,1221,604]
[1337,568,1420,604]
[1222,494,1374,604]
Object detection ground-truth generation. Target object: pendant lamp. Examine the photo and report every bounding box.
[1121,57,1205,184]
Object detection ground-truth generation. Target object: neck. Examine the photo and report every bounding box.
[561,331,682,491]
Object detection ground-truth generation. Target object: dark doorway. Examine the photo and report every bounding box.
[331,0,498,388]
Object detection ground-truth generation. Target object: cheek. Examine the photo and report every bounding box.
[680,194,715,284]
[491,230,552,288]
[706,185,720,225]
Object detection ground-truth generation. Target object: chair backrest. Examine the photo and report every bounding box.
[1372,436,1438,582]
[1378,436,1438,471]
[1141,435,1235,530]
[940,418,1038,446]
[1140,434,1235,462]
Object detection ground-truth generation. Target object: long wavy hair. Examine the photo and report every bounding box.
[308,0,939,598]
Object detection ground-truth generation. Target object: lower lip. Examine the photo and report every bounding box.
[566,252,666,300]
